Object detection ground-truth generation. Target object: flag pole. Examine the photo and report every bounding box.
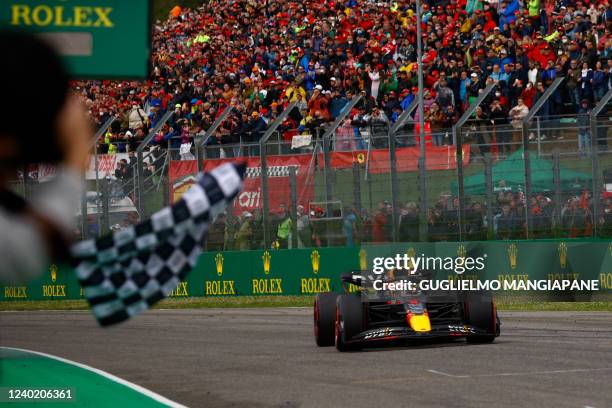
[416,0,427,241]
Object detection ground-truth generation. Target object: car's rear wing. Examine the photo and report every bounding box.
[340,272,369,292]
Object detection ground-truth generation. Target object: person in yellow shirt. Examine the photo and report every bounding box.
[285,81,306,102]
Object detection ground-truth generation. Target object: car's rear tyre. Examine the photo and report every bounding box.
[335,294,363,352]
[465,292,497,344]
[314,292,337,347]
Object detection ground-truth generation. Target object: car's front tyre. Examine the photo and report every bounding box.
[335,294,363,352]
[465,292,498,344]
[314,292,337,347]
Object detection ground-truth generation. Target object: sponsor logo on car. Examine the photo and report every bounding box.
[448,325,476,334]
[363,327,394,340]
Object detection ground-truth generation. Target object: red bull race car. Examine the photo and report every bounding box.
[314,270,500,351]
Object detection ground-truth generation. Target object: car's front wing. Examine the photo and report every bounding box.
[350,324,488,343]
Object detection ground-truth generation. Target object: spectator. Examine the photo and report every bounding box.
[508,97,529,151]
[494,204,517,239]
[578,61,594,101]
[592,60,608,101]
[235,212,253,251]
[372,201,390,243]
[335,118,356,152]
[399,202,419,242]
[426,103,446,146]
[343,208,358,247]
[296,205,311,248]
[276,205,292,249]
[577,99,592,157]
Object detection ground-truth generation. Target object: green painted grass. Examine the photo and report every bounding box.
[0,348,173,407]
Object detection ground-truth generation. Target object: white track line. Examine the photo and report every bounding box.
[427,367,612,379]
[426,369,462,378]
[0,347,188,408]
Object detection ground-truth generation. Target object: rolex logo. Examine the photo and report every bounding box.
[508,243,518,270]
[311,250,320,274]
[456,245,467,275]
[358,249,367,271]
[357,153,366,164]
[609,243,612,258]
[215,253,224,277]
[457,244,467,259]
[262,250,271,275]
[558,242,568,269]
[50,264,57,283]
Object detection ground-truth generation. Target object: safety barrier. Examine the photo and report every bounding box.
[3,239,612,301]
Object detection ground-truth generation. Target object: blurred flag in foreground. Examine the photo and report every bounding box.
[71,163,245,326]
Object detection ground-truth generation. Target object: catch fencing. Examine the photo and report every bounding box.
[11,90,612,250]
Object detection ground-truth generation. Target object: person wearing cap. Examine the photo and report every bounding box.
[308,85,331,121]
[234,211,254,251]
[400,88,415,111]
[468,72,484,104]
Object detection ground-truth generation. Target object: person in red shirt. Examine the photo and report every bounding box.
[372,201,390,243]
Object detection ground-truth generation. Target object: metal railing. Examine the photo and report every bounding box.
[14,88,612,248]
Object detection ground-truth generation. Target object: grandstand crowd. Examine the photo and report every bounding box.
[73,0,612,154]
[72,0,612,245]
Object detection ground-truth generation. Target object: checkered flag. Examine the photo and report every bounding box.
[70,162,245,326]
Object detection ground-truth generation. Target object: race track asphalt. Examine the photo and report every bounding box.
[1,308,611,408]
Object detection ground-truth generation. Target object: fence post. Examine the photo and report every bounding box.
[195,132,204,173]
[484,155,494,239]
[521,122,533,238]
[260,101,298,248]
[452,83,496,241]
[81,190,88,239]
[136,110,174,216]
[388,99,418,243]
[552,149,561,236]
[93,116,116,210]
[388,126,399,242]
[456,126,465,241]
[197,107,233,171]
[590,89,612,237]
[320,96,363,142]
[349,164,359,213]
[521,77,564,239]
[322,132,333,207]
[289,166,298,249]
[101,177,110,234]
[536,116,542,157]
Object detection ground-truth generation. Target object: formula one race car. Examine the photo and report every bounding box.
[314,270,500,351]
